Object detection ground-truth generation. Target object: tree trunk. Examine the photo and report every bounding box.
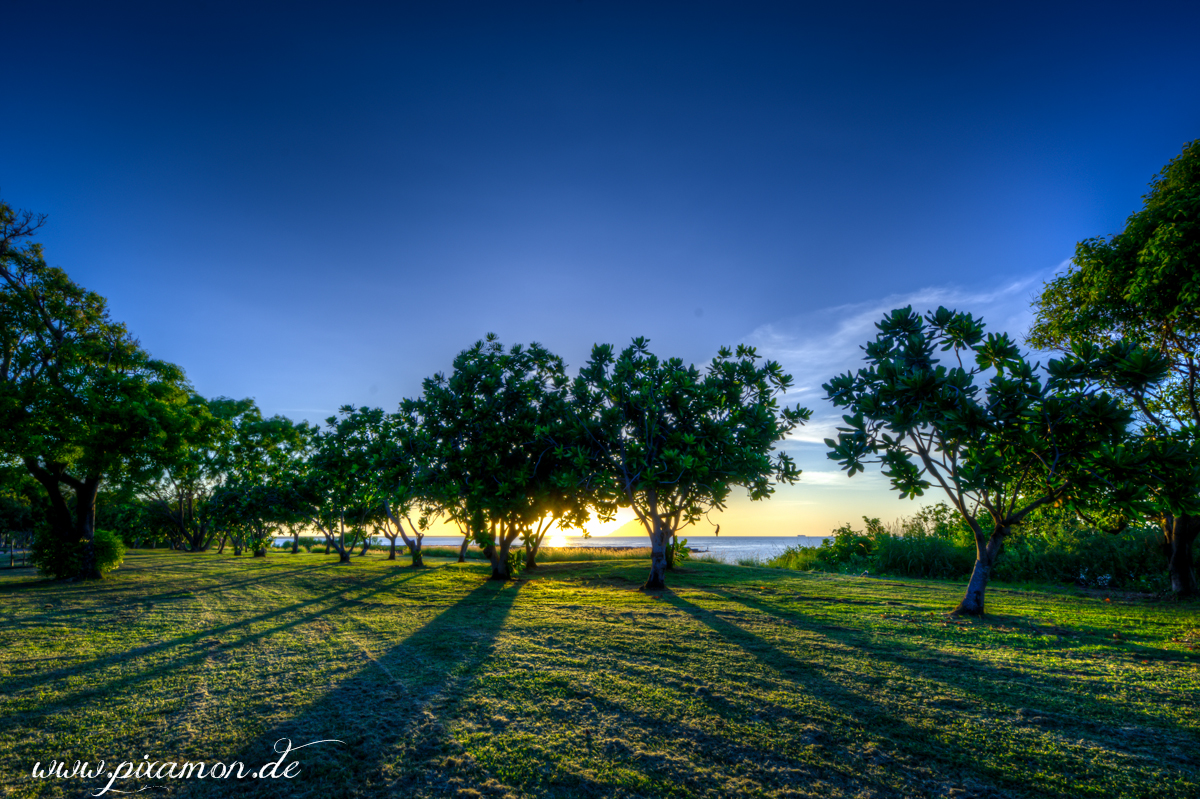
[458,534,470,563]
[217,533,227,554]
[72,477,102,580]
[525,536,540,570]
[952,527,1007,616]
[359,537,370,556]
[185,522,211,552]
[387,536,397,560]
[644,524,670,590]
[253,547,267,557]
[23,459,76,550]
[409,537,424,568]
[291,532,299,554]
[489,537,512,581]
[1162,514,1198,596]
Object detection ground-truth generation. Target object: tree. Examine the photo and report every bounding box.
[217,405,309,557]
[419,335,586,580]
[1029,140,1200,595]
[824,306,1168,615]
[571,339,809,590]
[208,482,289,557]
[281,410,376,564]
[136,394,241,552]
[336,405,430,567]
[0,200,201,579]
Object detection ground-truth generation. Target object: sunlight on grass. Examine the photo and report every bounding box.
[1,551,1196,798]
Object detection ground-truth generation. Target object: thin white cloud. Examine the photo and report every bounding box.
[796,469,885,487]
[747,264,1068,444]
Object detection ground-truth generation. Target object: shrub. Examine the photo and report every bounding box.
[766,503,1177,591]
[994,521,1165,589]
[766,546,822,571]
[31,528,126,579]
[771,519,883,574]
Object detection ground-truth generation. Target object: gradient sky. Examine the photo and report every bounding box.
[4,1,1199,536]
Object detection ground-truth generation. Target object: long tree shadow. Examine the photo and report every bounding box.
[657,589,1090,799]
[0,566,434,737]
[1,562,322,632]
[704,584,1196,734]
[176,576,526,798]
[2,558,436,693]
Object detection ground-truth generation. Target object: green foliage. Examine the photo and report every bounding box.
[506,546,526,576]
[284,535,326,552]
[571,338,810,587]
[765,545,822,571]
[1029,141,1200,594]
[268,410,369,561]
[419,335,586,579]
[30,527,125,579]
[1030,140,1200,371]
[1,199,201,578]
[825,306,1150,514]
[418,545,655,562]
[995,521,1167,590]
[328,405,428,566]
[769,504,1177,590]
[824,305,1166,613]
[767,517,892,574]
[671,537,691,563]
[0,467,36,536]
[871,531,975,580]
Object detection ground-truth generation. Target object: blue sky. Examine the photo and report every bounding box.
[4,1,1199,535]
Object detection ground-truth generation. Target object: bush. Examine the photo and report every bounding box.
[766,503,1177,591]
[995,521,1165,589]
[30,528,126,579]
[766,546,822,571]
[767,519,884,574]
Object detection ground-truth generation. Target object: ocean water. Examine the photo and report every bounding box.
[279,533,828,564]
[557,535,828,564]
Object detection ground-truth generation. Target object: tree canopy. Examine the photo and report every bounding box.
[824,306,1168,615]
[0,200,202,578]
[571,338,810,589]
[1029,139,1200,594]
[419,335,587,580]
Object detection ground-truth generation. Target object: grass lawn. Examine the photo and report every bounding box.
[1,551,1197,798]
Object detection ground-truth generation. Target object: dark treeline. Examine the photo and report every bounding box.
[2,140,1198,614]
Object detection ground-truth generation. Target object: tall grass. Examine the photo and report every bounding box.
[538,547,652,561]
[767,503,1176,591]
[419,545,654,562]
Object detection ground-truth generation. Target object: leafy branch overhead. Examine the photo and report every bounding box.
[1030,139,1200,595]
